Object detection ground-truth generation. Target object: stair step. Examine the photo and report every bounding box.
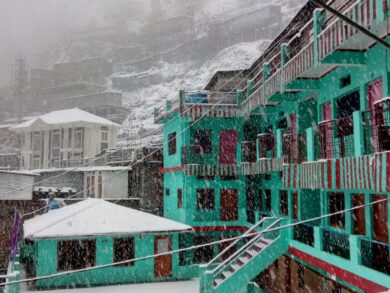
[214,278,223,287]
[231,263,241,271]
[247,249,257,257]
[222,270,233,279]
[238,256,249,264]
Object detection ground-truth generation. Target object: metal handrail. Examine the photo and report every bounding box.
[209,218,282,275]
[203,217,275,267]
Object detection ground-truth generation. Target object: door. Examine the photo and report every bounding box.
[219,130,238,165]
[368,79,383,152]
[352,194,366,235]
[321,102,333,158]
[372,195,389,272]
[154,236,172,278]
[220,189,238,221]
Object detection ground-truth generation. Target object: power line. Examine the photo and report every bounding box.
[2,196,388,287]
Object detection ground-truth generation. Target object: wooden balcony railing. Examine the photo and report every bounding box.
[241,0,383,115]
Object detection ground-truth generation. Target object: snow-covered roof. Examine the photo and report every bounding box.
[0,170,40,176]
[11,108,121,130]
[24,198,192,239]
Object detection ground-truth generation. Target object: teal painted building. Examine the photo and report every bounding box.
[155,0,390,292]
[22,199,196,289]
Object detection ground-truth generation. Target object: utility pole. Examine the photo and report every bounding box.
[13,56,28,123]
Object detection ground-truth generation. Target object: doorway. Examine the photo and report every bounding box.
[154,236,172,278]
[219,130,238,164]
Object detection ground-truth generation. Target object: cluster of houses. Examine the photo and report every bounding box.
[1,0,390,292]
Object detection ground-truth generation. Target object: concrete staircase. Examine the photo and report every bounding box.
[200,217,288,293]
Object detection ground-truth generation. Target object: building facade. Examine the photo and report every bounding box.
[155,0,390,292]
[11,109,120,170]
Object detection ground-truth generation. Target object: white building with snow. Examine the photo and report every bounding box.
[0,170,39,200]
[11,108,120,170]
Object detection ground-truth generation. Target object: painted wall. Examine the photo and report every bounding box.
[32,232,196,289]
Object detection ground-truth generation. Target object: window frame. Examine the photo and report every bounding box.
[113,237,135,267]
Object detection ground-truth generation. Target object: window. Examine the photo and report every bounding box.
[196,189,215,210]
[61,129,65,148]
[165,188,170,196]
[101,142,109,152]
[168,132,176,155]
[264,189,271,212]
[329,193,345,228]
[339,75,351,88]
[74,128,84,149]
[50,130,60,160]
[197,174,215,180]
[193,130,212,153]
[113,237,135,266]
[68,128,72,148]
[220,175,238,181]
[280,191,288,216]
[57,240,95,271]
[177,188,183,208]
[193,236,213,263]
[101,126,109,141]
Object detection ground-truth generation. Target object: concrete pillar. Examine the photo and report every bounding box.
[247,80,254,97]
[364,193,373,238]
[320,190,327,226]
[276,129,283,158]
[350,235,361,265]
[345,192,352,234]
[353,111,364,156]
[306,127,315,161]
[256,136,260,161]
[313,9,325,67]
[314,226,323,251]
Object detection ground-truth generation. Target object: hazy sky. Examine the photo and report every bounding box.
[0,0,145,86]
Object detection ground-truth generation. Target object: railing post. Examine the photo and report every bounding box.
[165,100,172,112]
[314,226,323,251]
[353,111,364,156]
[376,0,385,24]
[256,136,260,161]
[276,129,283,158]
[247,80,254,97]
[306,127,315,161]
[281,43,290,90]
[199,268,213,293]
[313,9,325,67]
[236,89,243,106]
[350,235,361,265]
[263,63,271,80]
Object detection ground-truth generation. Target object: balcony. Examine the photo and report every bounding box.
[241,141,256,163]
[319,117,354,159]
[182,145,239,177]
[154,91,239,123]
[241,0,386,115]
[362,100,390,155]
[360,238,390,275]
[322,227,350,259]
[283,133,307,164]
[258,133,275,159]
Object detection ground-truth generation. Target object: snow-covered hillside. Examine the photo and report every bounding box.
[117,39,271,146]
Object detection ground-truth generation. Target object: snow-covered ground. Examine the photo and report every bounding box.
[22,279,199,293]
